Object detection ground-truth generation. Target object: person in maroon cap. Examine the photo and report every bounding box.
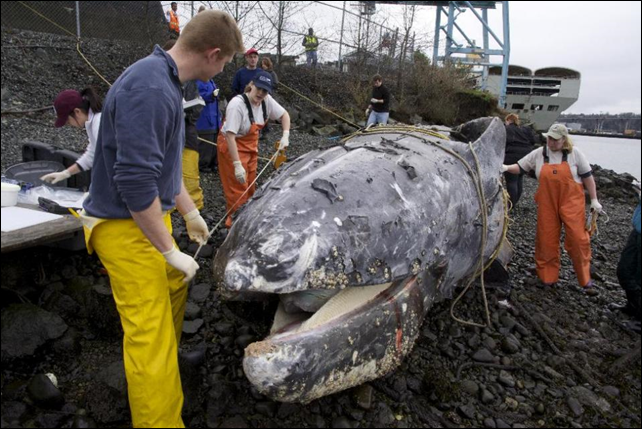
[231,48,261,99]
[41,88,103,184]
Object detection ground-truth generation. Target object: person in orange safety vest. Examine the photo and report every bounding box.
[166,2,180,39]
[503,123,603,294]
[217,70,291,228]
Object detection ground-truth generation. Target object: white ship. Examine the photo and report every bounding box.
[483,65,581,131]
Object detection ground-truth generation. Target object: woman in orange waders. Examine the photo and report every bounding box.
[503,123,603,293]
[218,70,291,228]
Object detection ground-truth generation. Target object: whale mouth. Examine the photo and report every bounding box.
[237,277,424,403]
[239,276,421,353]
[268,282,395,338]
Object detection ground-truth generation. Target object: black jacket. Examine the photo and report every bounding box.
[183,80,202,151]
[504,123,537,165]
[371,85,391,113]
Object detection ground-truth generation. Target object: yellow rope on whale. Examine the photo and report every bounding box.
[343,125,512,329]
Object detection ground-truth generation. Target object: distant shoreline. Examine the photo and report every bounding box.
[569,131,641,140]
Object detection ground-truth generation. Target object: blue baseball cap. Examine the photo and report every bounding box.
[253,71,274,94]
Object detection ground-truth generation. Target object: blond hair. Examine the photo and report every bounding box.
[179,10,244,57]
[505,113,520,126]
[562,135,574,153]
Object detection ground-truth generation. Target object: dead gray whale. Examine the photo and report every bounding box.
[213,117,510,403]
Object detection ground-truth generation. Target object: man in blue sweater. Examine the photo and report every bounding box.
[81,11,244,428]
[231,47,260,99]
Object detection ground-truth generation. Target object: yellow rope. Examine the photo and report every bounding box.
[278,82,361,129]
[344,125,511,328]
[342,125,450,142]
[75,41,112,87]
[18,1,76,37]
[198,136,272,163]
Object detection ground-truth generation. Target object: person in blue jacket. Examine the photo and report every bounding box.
[196,78,222,172]
[231,48,260,99]
[616,184,641,322]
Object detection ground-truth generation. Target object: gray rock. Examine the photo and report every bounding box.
[255,402,277,417]
[602,386,620,398]
[567,396,584,417]
[500,315,517,330]
[71,414,98,428]
[219,416,249,428]
[198,245,214,258]
[183,319,204,335]
[481,389,495,404]
[312,125,342,138]
[449,325,462,338]
[278,403,300,419]
[52,327,82,356]
[88,284,122,336]
[377,403,396,426]
[1,304,68,361]
[496,418,511,428]
[189,283,211,303]
[85,360,130,423]
[501,335,521,355]
[484,417,497,428]
[353,384,374,410]
[61,265,78,280]
[332,417,353,428]
[461,380,480,396]
[27,374,65,410]
[235,334,256,350]
[468,334,482,349]
[483,337,498,350]
[498,370,516,388]
[571,386,612,413]
[458,404,476,420]
[473,348,495,363]
[184,302,202,321]
[1,401,27,425]
[214,322,234,336]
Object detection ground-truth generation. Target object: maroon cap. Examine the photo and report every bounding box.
[245,48,259,56]
[53,90,82,127]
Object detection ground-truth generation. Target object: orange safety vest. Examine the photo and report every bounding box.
[168,10,180,34]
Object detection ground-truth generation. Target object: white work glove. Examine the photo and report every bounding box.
[500,165,509,173]
[233,161,246,184]
[278,131,290,150]
[370,98,378,104]
[183,209,209,245]
[590,199,603,213]
[41,170,71,185]
[163,247,199,282]
[213,88,220,98]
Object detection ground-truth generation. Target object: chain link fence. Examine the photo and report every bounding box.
[1,1,171,46]
[2,1,421,72]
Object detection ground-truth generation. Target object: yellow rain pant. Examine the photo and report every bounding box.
[86,213,187,428]
[182,148,204,210]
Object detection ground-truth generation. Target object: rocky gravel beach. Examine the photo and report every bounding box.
[2,28,641,428]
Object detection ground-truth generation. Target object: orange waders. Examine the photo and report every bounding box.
[217,94,266,228]
[534,147,592,287]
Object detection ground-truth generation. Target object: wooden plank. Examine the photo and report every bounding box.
[1,204,83,254]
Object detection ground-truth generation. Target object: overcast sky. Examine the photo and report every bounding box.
[457,1,642,114]
[173,1,641,114]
